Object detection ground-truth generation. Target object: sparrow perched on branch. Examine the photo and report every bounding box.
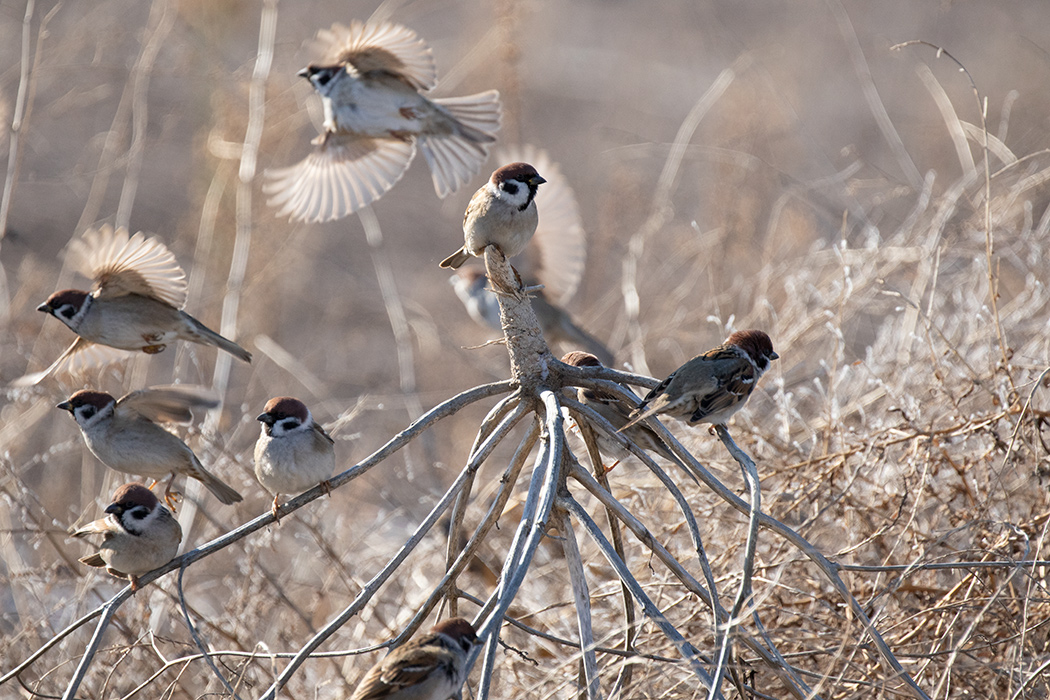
[264,20,501,222]
[620,330,778,432]
[449,146,612,362]
[562,351,676,464]
[254,396,336,520]
[57,386,243,506]
[348,617,479,700]
[19,225,250,385]
[69,483,182,590]
[439,162,545,270]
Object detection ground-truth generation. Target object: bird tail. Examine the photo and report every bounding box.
[439,248,473,270]
[421,90,502,198]
[191,459,243,505]
[617,404,662,433]
[181,313,252,363]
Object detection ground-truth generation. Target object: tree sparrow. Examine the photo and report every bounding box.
[438,162,546,270]
[20,225,250,385]
[561,351,676,465]
[620,330,779,432]
[57,386,243,506]
[349,617,478,700]
[453,270,613,365]
[254,396,336,519]
[69,483,182,590]
[264,20,502,222]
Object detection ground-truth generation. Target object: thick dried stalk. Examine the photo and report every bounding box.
[555,505,602,700]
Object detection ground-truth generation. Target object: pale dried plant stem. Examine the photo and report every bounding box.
[209,0,277,402]
[115,0,176,230]
[359,205,430,470]
[555,506,602,700]
[561,495,717,692]
[622,60,744,373]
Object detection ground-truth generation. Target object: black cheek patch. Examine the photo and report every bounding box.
[502,182,519,196]
[280,418,299,431]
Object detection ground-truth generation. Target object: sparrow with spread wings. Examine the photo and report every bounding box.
[18,225,250,385]
[265,20,502,222]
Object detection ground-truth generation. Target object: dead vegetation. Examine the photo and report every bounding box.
[3,1,1050,699]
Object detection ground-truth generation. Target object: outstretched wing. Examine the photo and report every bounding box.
[315,20,436,90]
[68,225,187,308]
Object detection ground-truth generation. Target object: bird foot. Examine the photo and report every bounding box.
[271,495,283,522]
[129,575,141,591]
[142,344,167,354]
[163,491,182,512]
[319,480,333,497]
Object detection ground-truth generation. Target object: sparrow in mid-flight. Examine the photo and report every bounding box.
[265,20,502,222]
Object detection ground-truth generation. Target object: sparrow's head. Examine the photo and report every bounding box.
[105,483,163,535]
[561,351,604,369]
[257,396,312,437]
[57,390,117,428]
[298,64,345,96]
[489,162,546,211]
[726,330,779,373]
[432,617,479,652]
[38,289,91,329]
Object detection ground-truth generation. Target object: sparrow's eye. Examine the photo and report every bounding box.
[501,181,519,196]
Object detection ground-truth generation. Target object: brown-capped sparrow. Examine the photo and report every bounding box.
[448,146,612,361]
[562,351,676,464]
[57,386,243,506]
[254,396,336,519]
[453,270,613,365]
[620,330,778,432]
[349,617,478,700]
[438,162,545,269]
[264,20,501,222]
[19,225,250,385]
[69,483,182,590]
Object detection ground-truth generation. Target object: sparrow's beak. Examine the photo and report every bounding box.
[256,412,275,426]
[104,503,124,516]
[56,401,73,412]
[36,303,50,313]
[296,66,312,80]
[770,351,780,361]
[530,175,547,186]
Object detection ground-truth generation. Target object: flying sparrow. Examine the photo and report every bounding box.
[349,617,478,700]
[438,162,546,270]
[57,385,243,506]
[69,482,182,590]
[620,330,778,432]
[453,270,613,365]
[19,225,250,385]
[561,351,677,465]
[254,396,336,519]
[264,20,501,222]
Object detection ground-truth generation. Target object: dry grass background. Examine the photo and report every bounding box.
[2,0,1050,698]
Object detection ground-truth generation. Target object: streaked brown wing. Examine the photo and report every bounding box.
[688,360,755,423]
[316,20,436,91]
[313,421,336,447]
